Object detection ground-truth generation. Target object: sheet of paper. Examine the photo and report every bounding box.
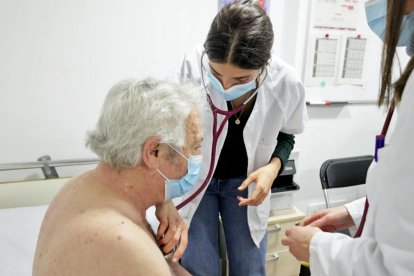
[341,37,366,79]
[313,0,360,30]
[312,38,338,78]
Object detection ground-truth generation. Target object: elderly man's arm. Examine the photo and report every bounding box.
[166,258,192,276]
[155,200,189,262]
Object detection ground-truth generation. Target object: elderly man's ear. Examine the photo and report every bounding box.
[142,136,162,169]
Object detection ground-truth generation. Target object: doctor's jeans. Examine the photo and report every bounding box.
[181,176,267,276]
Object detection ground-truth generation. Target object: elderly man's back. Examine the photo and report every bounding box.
[33,167,173,275]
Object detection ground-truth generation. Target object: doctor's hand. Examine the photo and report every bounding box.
[155,200,188,262]
[237,158,281,206]
[282,226,322,262]
[301,206,355,232]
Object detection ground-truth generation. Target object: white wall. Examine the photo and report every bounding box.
[0,0,392,213]
[0,0,215,180]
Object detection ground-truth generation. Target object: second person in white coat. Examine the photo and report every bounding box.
[282,0,414,274]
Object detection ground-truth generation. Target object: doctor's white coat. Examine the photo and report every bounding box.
[176,45,307,246]
[309,71,414,275]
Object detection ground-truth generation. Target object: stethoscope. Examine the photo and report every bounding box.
[176,53,267,210]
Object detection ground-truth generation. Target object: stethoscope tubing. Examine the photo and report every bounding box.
[175,54,267,210]
[176,95,244,210]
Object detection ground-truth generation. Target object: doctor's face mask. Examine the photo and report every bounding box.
[206,65,258,101]
[366,0,414,47]
[156,144,202,201]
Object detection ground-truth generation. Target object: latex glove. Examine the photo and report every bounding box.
[155,200,188,262]
[282,226,322,262]
[301,205,355,232]
[237,158,281,206]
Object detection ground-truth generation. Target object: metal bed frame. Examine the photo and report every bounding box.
[0,156,99,179]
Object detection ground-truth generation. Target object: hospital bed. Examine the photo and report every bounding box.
[0,177,67,276]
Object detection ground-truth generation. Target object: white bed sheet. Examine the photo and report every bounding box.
[0,205,47,276]
[0,205,159,276]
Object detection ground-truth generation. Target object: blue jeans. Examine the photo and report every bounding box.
[181,176,267,276]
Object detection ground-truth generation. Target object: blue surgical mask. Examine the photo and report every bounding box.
[407,31,414,56]
[157,144,202,201]
[206,68,257,101]
[365,0,414,47]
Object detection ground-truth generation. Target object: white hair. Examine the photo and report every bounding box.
[86,78,205,167]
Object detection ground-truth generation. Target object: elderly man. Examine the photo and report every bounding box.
[33,79,204,275]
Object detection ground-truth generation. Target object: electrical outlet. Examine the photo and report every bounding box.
[307,199,347,215]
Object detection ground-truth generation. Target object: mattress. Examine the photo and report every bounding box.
[0,205,48,276]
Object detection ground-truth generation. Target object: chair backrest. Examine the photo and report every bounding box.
[320,155,373,208]
[320,155,373,190]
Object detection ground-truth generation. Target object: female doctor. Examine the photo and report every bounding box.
[177,1,307,275]
[282,0,414,275]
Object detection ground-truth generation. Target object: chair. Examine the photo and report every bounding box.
[319,155,373,236]
[320,155,373,208]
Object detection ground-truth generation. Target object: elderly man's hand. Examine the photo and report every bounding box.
[155,200,188,262]
[281,226,321,262]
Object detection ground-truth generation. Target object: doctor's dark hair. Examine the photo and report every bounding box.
[86,78,204,167]
[380,0,414,107]
[204,0,274,69]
